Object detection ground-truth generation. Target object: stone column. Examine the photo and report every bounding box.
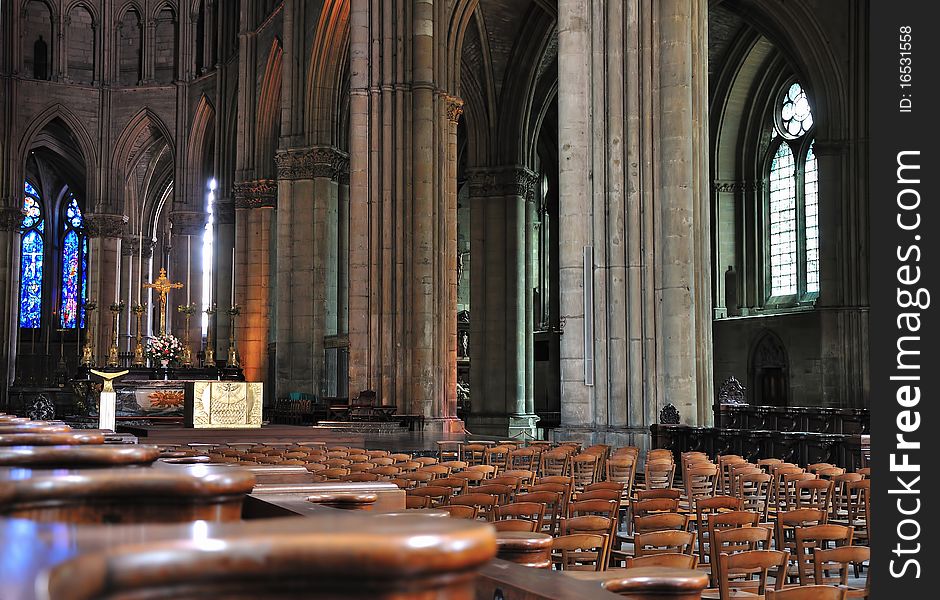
[0,207,22,407]
[85,213,128,364]
[213,196,235,361]
[467,166,539,437]
[347,0,460,431]
[556,0,712,449]
[274,147,344,398]
[233,179,276,384]
[120,235,139,352]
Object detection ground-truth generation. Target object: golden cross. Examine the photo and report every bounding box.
[144,268,184,335]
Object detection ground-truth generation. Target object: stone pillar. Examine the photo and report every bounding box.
[120,236,139,352]
[233,179,276,384]
[85,214,128,364]
[274,147,345,398]
[347,0,461,431]
[213,196,235,362]
[0,207,22,407]
[467,166,539,437]
[556,0,712,449]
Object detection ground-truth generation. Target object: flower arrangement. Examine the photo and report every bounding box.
[146,334,184,365]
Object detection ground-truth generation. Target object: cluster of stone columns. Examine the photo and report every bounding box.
[555,0,713,447]
[347,0,460,431]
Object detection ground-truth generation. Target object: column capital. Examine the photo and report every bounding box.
[811,140,848,157]
[170,210,207,236]
[214,197,236,224]
[445,95,464,123]
[233,179,278,209]
[86,213,128,239]
[467,166,539,199]
[0,206,23,231]
[275,146,349,181]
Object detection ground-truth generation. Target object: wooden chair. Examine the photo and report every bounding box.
[538,450,570,478]
[633,512,689,534]
[420,465,451,479]
[714,549,789,600]
[462,444,487,466]
[684,464,719,508]
[717,455,747,495]
[339,473,381,482]
[624,553,699,570]
[579,488,621,502]
[407,485,452,508]
[439,460,467,471]
[452,470,487,487]
[644,460,676,490]
[551,533,608,571]
[405,495,430,509]
[440,504,478,519]
[765,587,847,600]
[516,491,563,536]
[813,545,869,598]
[474,483,515,505]
[500,469,536,491]
[570,453,599,492]
[842,480,870,545]
[449,493,499,521]
[780,472,817,512]
[634,530,695,557]
[793,524,854,585]
[531,481,572,518]
[346,463,377,473]
[694,495,744,570]
[636,488,682,501]
[495,502,545,531]
[493,519,538,532]
[567,499,619,567]
[507,448,538,471]
[829,473,863,522]
[466,464,498,479]
[319,468,350,480]
[484,445,512,471]
[606,457,637,499]
[775,508,829,558]
[736,472,772,522]
[707,511,760,570]
[794,478,834,513]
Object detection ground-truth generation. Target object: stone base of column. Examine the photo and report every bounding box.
[551,425,652,454]
[466,413,540,439]
[422,417,466,434]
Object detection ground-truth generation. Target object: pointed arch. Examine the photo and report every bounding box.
[305,0,349,146]
[16,103,97,207]
[256,37,283,177]
[110,107,176,221]
[185,94,216,208]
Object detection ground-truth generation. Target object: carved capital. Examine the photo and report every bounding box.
[85,213,129,238]
[121,235,140,256]
[811,140,846,157]
[214,198,236,224]
[0,206,23,231]
[712,180,758,193]
[170,210,207,236]
[233,179,278,209]
[446,95,464,124]
[275,146,349,181]
[467,166,539,199]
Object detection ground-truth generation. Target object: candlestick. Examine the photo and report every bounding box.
[137,233,143,304]
[186,237,191,305]
[107,301,125,368]
[81,300,97,367]
[227,304,241,368]
[231,247,236,305]
[204,303,217,367]
[177,303,197,368]
[132,302,147,367]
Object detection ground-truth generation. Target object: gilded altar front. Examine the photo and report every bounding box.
[185,382,263,428]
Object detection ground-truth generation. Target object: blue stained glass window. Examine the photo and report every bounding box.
[60,195,87,329]
[19,182,44,328]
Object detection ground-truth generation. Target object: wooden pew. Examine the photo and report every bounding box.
[20,514,497,600]
[0,466,255,523]
[0,432,105,446]
[0,445,160,468]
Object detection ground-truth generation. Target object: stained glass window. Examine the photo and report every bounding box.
[780,82,813,139]
[804,142,819,293]
[19,182,44,328]
[60,195,88,328]
[769,143,797,296]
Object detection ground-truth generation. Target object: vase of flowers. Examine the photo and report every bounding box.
[146,334,184,368]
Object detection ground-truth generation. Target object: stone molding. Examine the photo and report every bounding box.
[811,140,847,156]
[121,235,156,258]
[0,206,23,231]
[233,179,278,209]
[467,166,539,199]
[275,146,349,181]
[170,210,208,236]
[712,180,758,193]
[86,213,129,239]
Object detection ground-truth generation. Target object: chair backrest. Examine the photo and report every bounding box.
[813,544,870,589]
[407,485,452,507]
[712,523,773,559]
[781,472,817,511]
[718,455,747,494]
[765,586,847,600]
[717,549,789,599]
[737,472,772,522]
[774,508,829,553]
[570,453,599,490]
[644,460,676,490]
[449,493,499,521]
[634,530,695,557]
[623,553,698,570]
[441,504,477,519]
[551,533,607,571]
[846,479,870,541]
[493,519,538,532]
[793,524,854,585]
[516,491,563,536]
[569,498,618,520]
[694,495,744,566]
[636,488,682,501]
[606,457,636,499]
[707,511,760,568]
[474,483,515,505]
[496,501,545,528]
[508,448,538,471]
[684,464,718,503]
[633,512,689,535]
[794,479,834,512]
[578,489,620,502]
[539,450,570,477]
